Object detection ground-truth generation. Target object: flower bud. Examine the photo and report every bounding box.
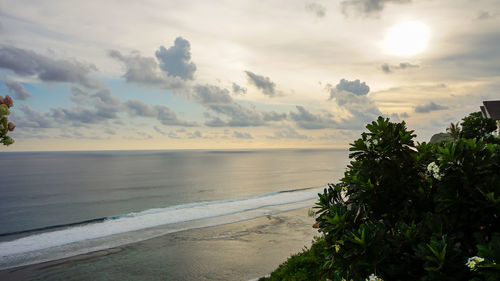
[3,95,13,108]
[8,122,15,132]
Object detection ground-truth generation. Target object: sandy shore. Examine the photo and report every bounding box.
[0,207,319,281]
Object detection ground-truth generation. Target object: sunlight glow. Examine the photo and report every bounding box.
[383,21,430,56]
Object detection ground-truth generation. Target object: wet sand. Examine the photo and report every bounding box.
[0,207,319,281]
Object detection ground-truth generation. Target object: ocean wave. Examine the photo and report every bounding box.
[0,186,323,270]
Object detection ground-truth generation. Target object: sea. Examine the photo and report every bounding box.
[0,149,349,280]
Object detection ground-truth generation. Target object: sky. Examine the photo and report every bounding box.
[0,0,499,151]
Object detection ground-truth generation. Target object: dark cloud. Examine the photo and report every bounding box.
[232,82,247,95]
[12,105,54,128]
[262,111,287,122]
[327,79,383,130]
[192,84,233,105]
[267,128,308,140]
[341,0,411,16]
[155,37,196,80]
[51,106,114,126]
[233,131,253,139]
[124,99,157,117]
[3,80,31,100]
[193,84,286,127]
[155,105,197,127]
[108,50,185,90]
[123,99,197,126]
[245,71,276,97]
[0,46,101,88]
[400,112,410,118]
[328,79,370,100]
[414,102,448,113]
[306,3,327,18]
[380,62,419,73]
[289,106,336,129]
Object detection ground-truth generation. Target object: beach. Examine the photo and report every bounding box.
[0,207,318,281]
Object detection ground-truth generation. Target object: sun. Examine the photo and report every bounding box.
[383,21,430,56]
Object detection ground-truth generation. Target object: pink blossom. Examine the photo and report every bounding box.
[8,122,15,132]
[3,95,13,108]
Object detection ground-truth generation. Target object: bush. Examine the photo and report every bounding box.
[313,117,500,281]
[264,115,500,281]
[259,238,329,281]
[0,95,15,146]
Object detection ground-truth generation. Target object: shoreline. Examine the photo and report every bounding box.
[0,207,319,281]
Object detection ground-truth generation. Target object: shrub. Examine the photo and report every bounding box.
[313,117,500,281]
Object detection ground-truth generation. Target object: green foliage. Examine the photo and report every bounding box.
[311,116,500,281]
[263,113,500,280]
[259,238,329,281]
[459,112,497,141]
[446,122,461,140]
[0,95,15,146]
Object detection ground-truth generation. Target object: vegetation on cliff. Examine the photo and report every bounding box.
[262,112,499,281]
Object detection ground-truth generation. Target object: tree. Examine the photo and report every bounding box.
[446,122,461,140]
[459,112,497,140]
[263,115,500,281]
[0,95,15,146]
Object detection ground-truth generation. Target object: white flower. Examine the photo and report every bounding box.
[466,256,485,270]
[366,273,383,281]
[427,162,443,180]
[334,244,341,252]
[427,162,437,173]
[372,139,379,146]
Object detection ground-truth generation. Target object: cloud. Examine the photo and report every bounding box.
[328,79,370,100]
[187,130,203,139]
[12,105,54,128]
[341,0,411,16]
[0,46,101,88]
[154,126,166,135]
[155,37,196,80]
[193,84,286,127]
[414,102,448,113]
[267,127,308,140]
[104,128,116,135]
[289,105,336,129]
[245,71,276,97]
[431,32,500,78]
[155,105,197,126]
[232,82,247,95]
[306,3,327,18]
[123,99,197,126]
[3,80,32,100]
[476,11,495,20]
[327,79,383,129]
[108,49,186,90]
[124,99,157,117]
[380,62,419,73]
[233,131,253,139]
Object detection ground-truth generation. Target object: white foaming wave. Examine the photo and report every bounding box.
[0,188,322,257]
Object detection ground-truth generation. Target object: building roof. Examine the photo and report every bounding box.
[483,100,500,120]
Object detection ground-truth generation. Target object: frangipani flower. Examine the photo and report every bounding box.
[366,273,383,281]
[466,256,485,271]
